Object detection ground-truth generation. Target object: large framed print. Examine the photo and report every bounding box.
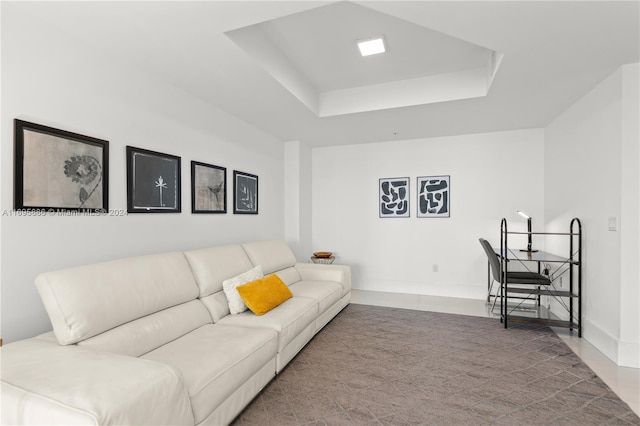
[417,175,450,218]
[379,177,410,218]
[127,146,181,213]
[191,161,226,214]
[14,119,109,212]
[233,170,258,214]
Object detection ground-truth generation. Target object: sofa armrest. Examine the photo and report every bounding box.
[1,338,194,425]
[294,263,351,295]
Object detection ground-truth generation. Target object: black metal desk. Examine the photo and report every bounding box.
[494,218,582,336]
[496,248,570,264]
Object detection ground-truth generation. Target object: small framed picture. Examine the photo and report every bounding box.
[127,146,181,213]
[14,119,109,212]
[233,170,258,214]
[191,161,226,214]
[379,177,410,218]
[417,175,450,218]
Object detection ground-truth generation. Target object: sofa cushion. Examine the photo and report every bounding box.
[35,252,199,345]
[216,297,317,352]
[237,274,292,316]
[184,245,254,297]
[199,291,232,323]
[78,300,211,357]
[242,240,297,275]
[275,266,302,286]
[222,265,263,314]
[141,324,277,424]
[296,263,352,296]
[289,280,342,315]
[2,338,194,426]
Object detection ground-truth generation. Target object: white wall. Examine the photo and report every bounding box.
[1,5,285,343]
[284,141,313,260]
[619,63,640,368]
[312,129,545,299]
[545,63,639,367]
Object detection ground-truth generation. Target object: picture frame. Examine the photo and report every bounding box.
[127,146,181,213]
[417,175,450,218]
[14,119,109,212]
[233,170,258,214]
[379,177,410,218]
[191,161,226,214]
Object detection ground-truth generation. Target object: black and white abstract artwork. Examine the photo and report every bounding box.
[233,170,258,214]
[127,146,181,213]
[379,177,410,218]
[417,175,450,218]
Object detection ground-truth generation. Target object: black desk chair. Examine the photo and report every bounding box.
[479,238,551,315]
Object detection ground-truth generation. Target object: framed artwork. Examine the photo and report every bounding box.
[233,170,258,214]
[127,146,181,213]
[379,177,410,218]
[14,119,109,212]
[417,175,450,218]
[191,161,226,214]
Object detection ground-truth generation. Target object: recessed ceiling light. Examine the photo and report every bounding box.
[357,37,385,56]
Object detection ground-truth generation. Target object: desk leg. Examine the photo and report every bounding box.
[503,281,508,328]
[570,260,574,334]
[537,262,542,307]
[500,278,503,324]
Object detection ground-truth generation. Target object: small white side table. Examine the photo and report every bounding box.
[310,256,335,264]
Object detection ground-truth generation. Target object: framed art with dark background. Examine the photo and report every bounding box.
[233,170,258,214]
[127,146,181,213]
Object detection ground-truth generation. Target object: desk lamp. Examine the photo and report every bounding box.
[517,210,538,252]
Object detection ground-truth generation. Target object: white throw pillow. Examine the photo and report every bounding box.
[222,265,263,314]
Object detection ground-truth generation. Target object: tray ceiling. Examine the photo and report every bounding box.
[5,1,639,146]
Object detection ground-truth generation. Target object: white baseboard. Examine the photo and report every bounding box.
[358,279,486,300]
[584,318,640,368]
[618,339,640,368]
[584,318,620,365]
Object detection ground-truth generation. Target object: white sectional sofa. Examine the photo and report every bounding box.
[0,240,351,425]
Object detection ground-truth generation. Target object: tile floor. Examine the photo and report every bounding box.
[350,289,640,416]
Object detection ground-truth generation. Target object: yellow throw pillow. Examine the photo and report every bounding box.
[236,274,293,316]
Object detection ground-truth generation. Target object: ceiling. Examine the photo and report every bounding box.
[226,2,499,117]
[253,3,492,92]
[9,1,640,147]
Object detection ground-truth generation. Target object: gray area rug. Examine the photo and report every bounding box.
[232,304,639,425]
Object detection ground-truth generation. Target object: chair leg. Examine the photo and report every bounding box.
[491,286,499,312]
[487,262,491,303]
[487,278,500,313]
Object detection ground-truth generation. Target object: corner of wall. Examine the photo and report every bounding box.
[619,62,640,369]
[284,140,313,261]
[545,63,640,367]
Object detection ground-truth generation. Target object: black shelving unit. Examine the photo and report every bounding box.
[498,218,582,336]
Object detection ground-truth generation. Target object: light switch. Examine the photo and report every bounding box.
[608,216,618,231]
